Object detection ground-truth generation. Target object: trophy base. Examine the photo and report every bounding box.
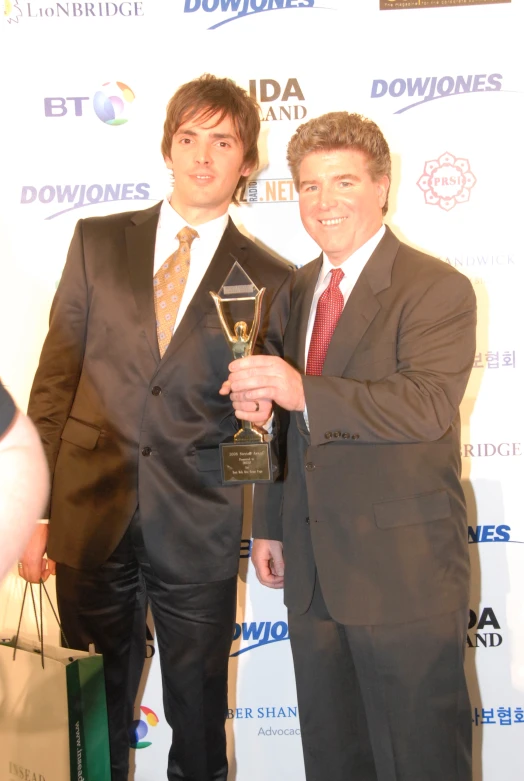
[220,439,273,484]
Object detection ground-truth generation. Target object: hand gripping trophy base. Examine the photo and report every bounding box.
[210,285,274,484]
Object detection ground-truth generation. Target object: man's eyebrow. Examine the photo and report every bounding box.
[334,173,360,181]
[175,128,238,142]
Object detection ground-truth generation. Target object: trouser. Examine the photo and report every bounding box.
[288,575,472,781]
[56,512,237,781]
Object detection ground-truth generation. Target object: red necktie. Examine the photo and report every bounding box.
[306,268,345,376]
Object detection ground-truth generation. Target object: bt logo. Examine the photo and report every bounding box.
[129,706,159,749]
[44,81,135,125]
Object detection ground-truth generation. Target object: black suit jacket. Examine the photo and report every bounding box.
[28,202,292,583]
[254,226,476,626]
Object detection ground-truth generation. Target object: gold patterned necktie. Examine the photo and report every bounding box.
[154,225,199,358]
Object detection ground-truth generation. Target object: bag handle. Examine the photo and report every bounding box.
[13,580,69,668]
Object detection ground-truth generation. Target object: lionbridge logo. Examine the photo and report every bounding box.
[371,73,502,114]
[231,620,289,656]
[20,182,151,219]
[5,0,144,23]
[183,0,322,30]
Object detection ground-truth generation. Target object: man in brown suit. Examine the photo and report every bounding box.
[20,75,292,781]
[224,112,476,781]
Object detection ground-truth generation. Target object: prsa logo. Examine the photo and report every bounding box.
[129,706,159,749]
[45,81,135,125]
[184,0,322,31]
[5,1,144,23]
[468,525,521,544]
[241,178,297,204]
[371,73,502,114]
[20,182,152,219]
[417,152,476,211]
[468,607,502,650]
[231,620,289,656]
[249,78,306,122]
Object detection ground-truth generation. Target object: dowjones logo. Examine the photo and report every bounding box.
[468,525,519,543]
[249,78,306,121]
[371,73,502,114]
[5,0,144,22]
[241,178,297,204]
[20,182,151,219]
[129,706,159,749]
[44,81,135,124]
[184,0,321,30]
[231,620,289,656]
[417,152,476,211]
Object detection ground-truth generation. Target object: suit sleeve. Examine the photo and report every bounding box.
[27,220,88,512]
[304,271,476,446]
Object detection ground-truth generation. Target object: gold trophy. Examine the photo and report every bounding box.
[210,262,273,484]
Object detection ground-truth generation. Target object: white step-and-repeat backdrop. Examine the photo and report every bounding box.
[1,0,523,779]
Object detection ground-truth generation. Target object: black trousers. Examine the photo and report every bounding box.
[288,576,472,781]
[56,513,237,781]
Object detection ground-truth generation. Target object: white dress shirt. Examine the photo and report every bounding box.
[153,197,229,333]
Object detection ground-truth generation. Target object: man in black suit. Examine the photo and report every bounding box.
[225,112,476,781]
[20,74,292,781]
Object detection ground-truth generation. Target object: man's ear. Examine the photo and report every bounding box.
[377,176,390,210]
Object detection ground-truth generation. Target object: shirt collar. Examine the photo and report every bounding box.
[158,196,229,245]
[320,224,386,284]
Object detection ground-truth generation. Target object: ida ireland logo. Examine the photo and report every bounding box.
[417,152,476,211]
[5,0,22,22]
[94,81,135,125]
[129,705,159,749]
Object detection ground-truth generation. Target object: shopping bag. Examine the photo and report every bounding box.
[0,582,110,781]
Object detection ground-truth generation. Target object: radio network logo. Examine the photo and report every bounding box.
[20,182,152,219]
[231,620,289,656]
[44,81,135,124]
[183,0,329,30]
[371,73,502,114]
[129,706,159,749]
[417,153,476,211]
[242,178,297,204]
[5,0,144,22]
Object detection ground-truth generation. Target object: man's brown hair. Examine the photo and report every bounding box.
[161,74,260,204]
[287,111,392,215]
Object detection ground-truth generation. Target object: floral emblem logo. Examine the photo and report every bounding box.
[4,0,22,23]
[417,152,476,211]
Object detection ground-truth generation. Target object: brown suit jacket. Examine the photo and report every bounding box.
[28,202,292,582]
[253,226,476,626]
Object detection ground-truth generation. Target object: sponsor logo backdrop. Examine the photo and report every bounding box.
[1,1,523,779]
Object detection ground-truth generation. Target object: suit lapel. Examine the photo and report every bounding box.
[125,202,162,363]
[161,218,247,363]
[322,225,400,376]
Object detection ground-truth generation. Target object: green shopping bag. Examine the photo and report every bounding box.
[0,582,110,781]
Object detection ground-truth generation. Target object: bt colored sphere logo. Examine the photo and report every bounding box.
[93,81,135,125]
[129,705,159,749]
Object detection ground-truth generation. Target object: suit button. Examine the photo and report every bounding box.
[352,434,360,440]
[141,447,152,456]
[342,433,350,439]
[305,462,315,471]
[324,431,332,439]
[333,431,341,438]
[151,386,162,396]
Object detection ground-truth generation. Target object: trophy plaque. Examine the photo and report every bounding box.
[210,262,274,484]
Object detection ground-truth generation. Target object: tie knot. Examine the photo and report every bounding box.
[177,226,199,247]
[329,268,344,287]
